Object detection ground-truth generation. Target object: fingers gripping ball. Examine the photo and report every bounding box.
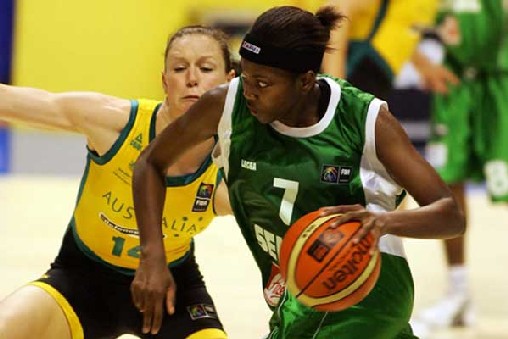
[279,210,381,312]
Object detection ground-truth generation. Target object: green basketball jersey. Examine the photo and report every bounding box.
[215,76,407,309]
[500,1,508,70]
[439,0,506,70]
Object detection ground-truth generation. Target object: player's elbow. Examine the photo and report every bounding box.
[444,196,466,238]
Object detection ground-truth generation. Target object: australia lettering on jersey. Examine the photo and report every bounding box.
[101,191,206,236]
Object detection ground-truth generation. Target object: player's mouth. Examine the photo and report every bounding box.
[246,102,258,115]
[182,95,200,102]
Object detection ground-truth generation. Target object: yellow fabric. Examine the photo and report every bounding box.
[30,281,84,339]
[349,0,438,74]
[72,99,219,270]
[186,328,228,339]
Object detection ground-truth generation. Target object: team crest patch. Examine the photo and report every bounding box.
[187,304,218,320]
[192,183,214,212]
[320,165,353,184]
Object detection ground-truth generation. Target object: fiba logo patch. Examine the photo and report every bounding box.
[321,165,338,183]
[192,183,214,212]
[321,165,353,184]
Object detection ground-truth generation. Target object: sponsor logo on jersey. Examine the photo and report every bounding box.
[241,159,257,171]
[263,264,286,307]
[130,133,143,151]
[187,304,218,320]
[192,183,214,212]
[321,165,353,184]
[100,212,140,238]
[99,212,167,239]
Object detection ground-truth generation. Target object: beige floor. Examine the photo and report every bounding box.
[0,175,507,339]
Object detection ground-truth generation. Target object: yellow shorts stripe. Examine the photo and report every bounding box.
[30,281,84,339]
[186,328,228,339]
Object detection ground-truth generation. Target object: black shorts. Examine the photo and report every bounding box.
[34,227,224,338]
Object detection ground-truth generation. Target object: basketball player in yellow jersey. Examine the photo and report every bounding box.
[322,0,441,99]
[0,26,234,339]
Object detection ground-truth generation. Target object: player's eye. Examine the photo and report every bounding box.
[257,81,268,88]
[173,66,186,73]
[200,66,214,73]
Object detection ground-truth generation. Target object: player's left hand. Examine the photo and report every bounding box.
[131,255,176,335]
[319,204,384,254]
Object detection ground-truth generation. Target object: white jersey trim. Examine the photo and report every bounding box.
[214,77,239,180]
[269,77,341,138]
[360,98,407,258]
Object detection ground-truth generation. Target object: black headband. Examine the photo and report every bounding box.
[239,33,325,73]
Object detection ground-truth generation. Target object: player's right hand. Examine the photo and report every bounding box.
[130,255,176,335]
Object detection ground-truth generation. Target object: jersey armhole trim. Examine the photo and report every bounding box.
[87,99,139,165]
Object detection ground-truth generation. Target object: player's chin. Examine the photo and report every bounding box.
[251,111,273,124]
[181,98,199,111]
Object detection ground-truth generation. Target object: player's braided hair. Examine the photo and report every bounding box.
[249,6,345,52]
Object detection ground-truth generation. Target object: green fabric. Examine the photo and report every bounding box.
[267,254,415,339]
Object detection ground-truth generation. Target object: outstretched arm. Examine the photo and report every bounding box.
[131,85,228,335]
[0,84,130,154]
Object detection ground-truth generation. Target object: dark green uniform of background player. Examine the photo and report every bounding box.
[133,6,465,339]
[428,0,508,199]
[415,0,508,331]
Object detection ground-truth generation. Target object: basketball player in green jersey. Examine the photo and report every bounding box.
[0,26,234,338]
[133,6,465,338]
[411,0,508,332]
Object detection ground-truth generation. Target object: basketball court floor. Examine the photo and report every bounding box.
[1,175,507,338]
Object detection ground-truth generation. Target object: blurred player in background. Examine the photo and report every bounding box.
[321,0,445,99]
[411,0,508,335]
[0,26,234,338]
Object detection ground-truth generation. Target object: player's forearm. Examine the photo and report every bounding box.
[133,152,167,260]
[382,197,465,239]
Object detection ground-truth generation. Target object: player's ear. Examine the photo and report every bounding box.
[298,71,317,93]
[162,71,169,93]
[226,69,235,81]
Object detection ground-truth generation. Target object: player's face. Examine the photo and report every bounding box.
[163,34,233,115]
[240,59,304,125]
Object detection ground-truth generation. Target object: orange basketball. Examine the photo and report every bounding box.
[279,210,381,312]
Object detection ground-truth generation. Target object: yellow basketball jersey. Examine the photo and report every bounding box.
[71,99,220,272]
[348,0,438,75]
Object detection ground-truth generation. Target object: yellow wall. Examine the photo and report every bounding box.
[13,0,304,100]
